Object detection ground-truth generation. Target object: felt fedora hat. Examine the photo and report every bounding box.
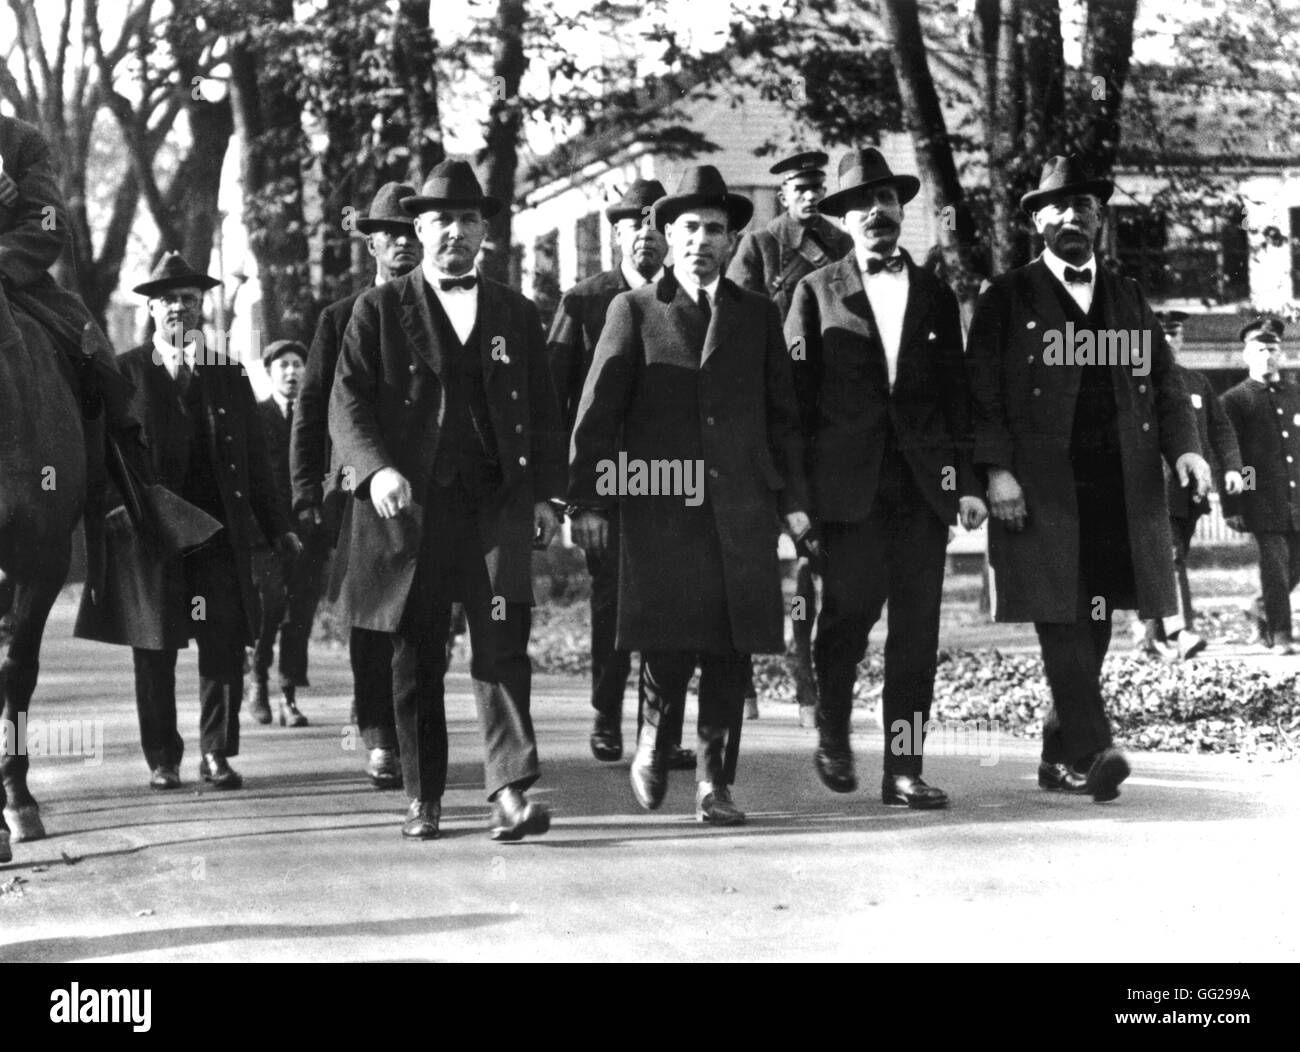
[1020,154,1114,214]
[818,148,920,217]
[133,251,221,298]
[355,182,417,233]
[651,166,753,232]
[605,178,667,223]
[401,160,502,219]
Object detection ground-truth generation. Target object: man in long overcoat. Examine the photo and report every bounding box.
[967,155,1210,802]
[569,166,810,825]
[329,161,566,841]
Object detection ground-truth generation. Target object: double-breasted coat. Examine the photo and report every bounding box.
[966,258,1200,623]
[568,273,809,654]
[1220,377,1300,533]
[328,270,566,633]
[1166,367,1241,521]
[548,267,639,437]
[726,211,853,321]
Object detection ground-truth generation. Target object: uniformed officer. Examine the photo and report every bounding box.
[1222,317,1300,653]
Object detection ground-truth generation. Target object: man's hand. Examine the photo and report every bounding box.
[533,501,559,549]
[1176,452,1212,502]
[1225,514,1247,533]
[296,505,323,531]
[570,510,609,555]
[275,531,303,559]
[986,468,1027,531]
[1224,470,1245,496]
[370,467,411,519]
[958,495,989,531]
[785,510,812,544]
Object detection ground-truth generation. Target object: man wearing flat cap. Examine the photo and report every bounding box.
[82,252,298,791]
[291,182,422,788]
[787,148,986,811]
[1221,316,1300,652]
[330,159,566,841]
[968,155,1211,802]
[547,178,692,771]
[569,165,810,825]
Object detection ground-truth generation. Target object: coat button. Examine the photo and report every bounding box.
[1142,422,1150,432]
[229,463,237,471]
[514,424,523,434]
[409,364,418,373]
[1026,355,1035,363]
[234,489,243,498]
[1278,408,1284,414]
[709,468,719,478]
[1138,384,1147,393]
[217,408,226,415]
[706,415,716,425]
[518,456,527,467]
[1026,321,1037,330]
[403,399,412,407]
[1285,431,1291,438]
[1032,387,1041,396]
[511,389,519,401]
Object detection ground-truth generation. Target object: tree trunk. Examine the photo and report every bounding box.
[1080,0,1138,174]
[477,0,527,285]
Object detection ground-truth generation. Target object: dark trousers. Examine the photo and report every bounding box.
[586,511,632,720]
[1147,515,1199,641]
[392,480,539,802]
[1255,531,1300,641]
[639,650,748,786]
[813,456,949,777]
[252,527,329,690]
[132,541,246,769]
[351,627,396,750]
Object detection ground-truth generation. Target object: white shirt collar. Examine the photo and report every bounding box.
[621,258,664,290]
[676,271,720,306]
[1042,248,1097,292]
[152,331,198,374]
[272,390,293,416]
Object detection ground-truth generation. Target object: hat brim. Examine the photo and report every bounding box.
[1240,323,1286,342]
[1021,179,1114,214]
[606,205,656,223]
[819,175,920,217]
[264,345,307,366]
[401,195,503,219]
[354,217,416,234]
[133,274,222,298]
[652,192,754,232]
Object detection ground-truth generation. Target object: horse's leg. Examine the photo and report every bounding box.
[0,574,62,842]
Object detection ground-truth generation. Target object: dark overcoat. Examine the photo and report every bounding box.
[785,252,981,525]
[547,267,634,437]
[1166,367,1241,521]
[966,257,1200,623]
[1220,377,1300,533]
[328,270,566,632]
[726,211,853,321]
[568,273,809,654]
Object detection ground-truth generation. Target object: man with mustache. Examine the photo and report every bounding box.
[787,149,986,809]
[548,179,692,770]
[968,155,1210,802]
[291,183,421,788]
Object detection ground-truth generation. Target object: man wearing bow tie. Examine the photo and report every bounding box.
[967,155,1210,802]
[330,160,566,841]
[786,148,986,811]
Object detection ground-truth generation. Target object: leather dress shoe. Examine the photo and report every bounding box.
[366,747,402,789]
[199,753,243,790]
[1176,631,1207,660]
[1082,747,1130,802]
[490,787,551,841]
[881,774,949,809]
[249,680,272,725]
[402,800,441,839]
[149,764,182,791]
[667,745,697,771]
[814,743,858,793]
[278,693,308,728]
[589,716,623,762]
[1038,762,1088,792]
[696,783,746,826]
[629,742,668,811]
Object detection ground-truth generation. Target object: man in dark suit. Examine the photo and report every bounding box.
[1139,311,1243,659]
[1221,317,1300,653]
[291,182,420,788]
[329,160,565,841]
[548,178,691,770]
[111,253,298,790]
[968,155,1210,802]
[786,148,986,810]
[569,166,810,825]
[251,339,325,728]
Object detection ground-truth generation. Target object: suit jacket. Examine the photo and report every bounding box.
[1220,377,1300,533]
[568,273,808,654]
[967,257,1200,623]
[1166,367,1241,521]
[726,211,853,321]
[328,269,566,631]
[547,266,634,437]
[255,397,294,543]
[785,251,979,526]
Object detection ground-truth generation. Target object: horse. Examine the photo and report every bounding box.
[0,277,93,860]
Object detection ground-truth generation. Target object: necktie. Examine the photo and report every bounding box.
[1064,266,1093,285]
[865,255,904,275]
[286,399,294,428]
[697,289,712,323]
[439,275,477,292]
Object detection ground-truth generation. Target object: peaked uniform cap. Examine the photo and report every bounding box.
[770,150,829,181]
[1240,316,1286,343]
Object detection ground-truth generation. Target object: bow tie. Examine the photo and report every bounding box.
[865,255,905,275]
[1063,266,1092,285]
[438,275,477,292]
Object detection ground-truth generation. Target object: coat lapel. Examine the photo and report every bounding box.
[828,256,889,385]
[897,254,935,368]
[1022,256,1072,333]
[400,272,443,381]
[479,279,508,383]
[701,279,735,366]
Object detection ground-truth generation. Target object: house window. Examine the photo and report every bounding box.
[532,229,561,330]
[575,212,602,282]
[1112,205,1248,304]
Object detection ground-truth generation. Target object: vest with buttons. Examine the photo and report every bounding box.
[179,367,226,522]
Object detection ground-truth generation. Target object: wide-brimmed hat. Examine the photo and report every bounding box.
[401,160,502,219]
[651,166,753,232]
[1240,316,1286,344]
[1020,155,1114,214]
[605,179,667,223]
[355,182,417,234]
[133,251,221,298]
[818,148,920,217]
[263,339,308,366]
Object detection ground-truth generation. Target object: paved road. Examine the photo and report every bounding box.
[1,607,1296,963]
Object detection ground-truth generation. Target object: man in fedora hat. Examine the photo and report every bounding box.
[547,178,692,770]
[330,159,566,840]
[787,148,986,810]
[968,154,1210,802]
[1139,311,1242,660]
[250,339,323,728]
[569,165,810,825]
[96,252,299,790]
[291,181,422,789]
[1221,316,1300,652]
[728,149,854,726]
